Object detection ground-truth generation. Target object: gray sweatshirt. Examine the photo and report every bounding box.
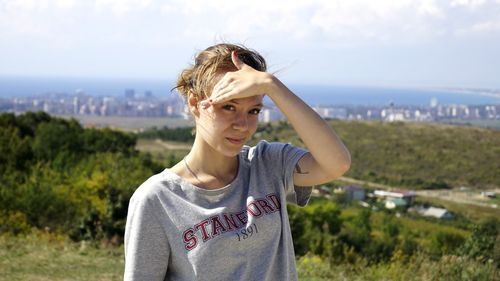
[124,140,312,281]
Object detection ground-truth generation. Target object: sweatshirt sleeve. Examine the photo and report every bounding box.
[257,140,312,207]
[124,192,170,281]
[280,143,313,207]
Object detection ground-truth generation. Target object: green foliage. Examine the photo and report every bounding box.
[15,163,76,230]
[429,231,465,257]
[460,217,500,264]
[0,126,32,174]
[0,211,31,236]
[0,112,159,241]
[289,200,477,268]
[341,209,371,247]
[0,111,52,137]
[287,200,342,258]
[296,252,498,281]
[82,128,137,155]
[68,152,161,240]
[32,120,85,171]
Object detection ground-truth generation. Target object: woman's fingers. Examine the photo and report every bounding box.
[209,53,262,104]
[211,81,231,101]
[199,100,210,109]
[210,87,235,104]
[212,72,234,96]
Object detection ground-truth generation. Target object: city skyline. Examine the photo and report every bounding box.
[1,0,500,88]
[3,89,498,126]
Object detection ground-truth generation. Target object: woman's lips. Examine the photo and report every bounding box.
[226,137,245,144]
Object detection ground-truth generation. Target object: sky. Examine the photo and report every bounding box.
[1,0,500,88]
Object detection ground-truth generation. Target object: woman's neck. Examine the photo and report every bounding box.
[181,136,239,189]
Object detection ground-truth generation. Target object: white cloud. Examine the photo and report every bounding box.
[94,0,153,16]
[153,0,499,46]
[418,0,445,18]
[1,0,499,47]
[53,0,77,9]
[450,0,487,9]
[456,18,500,34]
[1,0,499,70]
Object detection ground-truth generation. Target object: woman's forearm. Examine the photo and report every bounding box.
[266,75,351,176]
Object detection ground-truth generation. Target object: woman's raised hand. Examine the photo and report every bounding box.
[209,51,273,105]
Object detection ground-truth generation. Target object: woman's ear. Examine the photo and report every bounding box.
[187,91,200,116]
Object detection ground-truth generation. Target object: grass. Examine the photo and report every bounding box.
[135,138,189,166]
[1,228,497,281]
[437,119,500,130]
[296,253,498,281]
[0,232,124,281]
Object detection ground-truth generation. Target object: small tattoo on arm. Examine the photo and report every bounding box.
[294,163,309,174]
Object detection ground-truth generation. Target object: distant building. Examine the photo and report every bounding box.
[334,186,366,201]
[125,89,135,99]
[259,107,283,123]
[374,190,416,207]
[313,106,348,120]
[418,207,454,220]
[430,98,438,108]
[319,185,332,195]
[312,185,332,198]
[481,191,497,199]
[385,198,408,209]
[381,108,407,122]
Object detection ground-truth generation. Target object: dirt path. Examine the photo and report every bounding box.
[416,188,499,209]
[338,176,394,190]
[153,139,192,150]
[337,176,499,210]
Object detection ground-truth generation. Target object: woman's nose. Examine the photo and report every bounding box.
[233,113,249,130]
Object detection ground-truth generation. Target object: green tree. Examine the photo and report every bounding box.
[337,208,372,259]
[0,126,32,174]
[32,119,83,162]
[460,217,499,263]
[288,200,342,257]
[82,128,136,154]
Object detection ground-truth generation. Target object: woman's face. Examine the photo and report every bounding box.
[194,95,264,157]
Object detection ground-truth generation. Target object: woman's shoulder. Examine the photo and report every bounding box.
[241,140,291,162]
[129,169,178,203]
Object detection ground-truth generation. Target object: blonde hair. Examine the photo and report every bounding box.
[174,43,267,101]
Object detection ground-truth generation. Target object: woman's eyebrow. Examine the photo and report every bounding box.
[228,100,263,107]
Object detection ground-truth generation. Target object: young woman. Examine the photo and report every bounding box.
[124,43,351,281]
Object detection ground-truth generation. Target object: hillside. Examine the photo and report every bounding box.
[246,120,500,190]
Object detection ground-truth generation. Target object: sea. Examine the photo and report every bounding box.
[0,76,499,106]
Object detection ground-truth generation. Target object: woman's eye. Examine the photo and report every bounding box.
[249,108,262,115]
[222,104,236,111]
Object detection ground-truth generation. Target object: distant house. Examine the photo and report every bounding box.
[384,198,408,209]
[334,186,366,201]
[319,185,332,195]
[481,191,497,199]
[374,190,416,207]
[419,207,454,220]
[312,185,332,197]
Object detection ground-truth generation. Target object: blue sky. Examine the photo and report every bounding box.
[1,0,499,88]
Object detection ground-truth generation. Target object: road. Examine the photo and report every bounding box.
[337,176,499,210]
